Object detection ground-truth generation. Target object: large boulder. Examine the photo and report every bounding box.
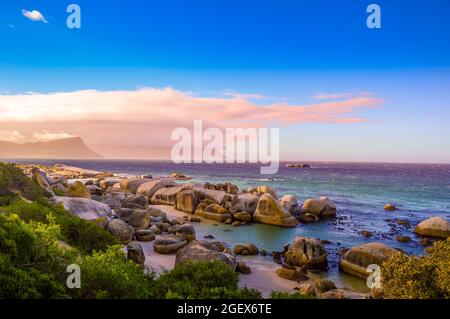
[236,193,259,214]
[285,237,328,270]
[126,241,145,267]
[101,190,128,210]
[151,186,186,206]
[300,197,336,221]
[256,185,278,199]
[31,168,55,197]
[233,243,259,256]
[175,224,196,242]
[190,186,232,205]
[339,242,400,279]
[128,209,153,229]
[50,196,111,220]
[175,190,198,214]
[175,240,236,268]
[135,229,155,242]
[120,178,152,194]
[107,219,135,244]
[253,193,299,227]
[123,194,149,210]
[137,178,177,199]
[195,204,231,222]
[153,235,187,254]
[276,267,309,282]
[117,208,134,222]
[414,216,450,238]
[280,195,299,215]
[232,211,252,222]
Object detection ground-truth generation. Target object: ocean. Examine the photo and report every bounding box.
[8,159,450,291]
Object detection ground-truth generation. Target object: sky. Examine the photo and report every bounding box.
[0,0,450,162]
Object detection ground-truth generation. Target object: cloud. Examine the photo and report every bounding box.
[22,9,48,23]
[0,130,25,143]
[31,131,77,142]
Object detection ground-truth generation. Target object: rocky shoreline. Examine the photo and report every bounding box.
[18,163,450,299]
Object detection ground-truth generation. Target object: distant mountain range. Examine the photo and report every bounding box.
[0,137,102,159]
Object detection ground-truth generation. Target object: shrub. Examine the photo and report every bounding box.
[270,291,315,299]
[381,239,450,299]
[67,182,90,198]
[70,245,155,299]
[0,163,45,202]
[152,260,262,299]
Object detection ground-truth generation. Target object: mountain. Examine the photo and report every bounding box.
[0,137,103,159]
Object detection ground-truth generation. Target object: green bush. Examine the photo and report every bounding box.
[152,260,262,299]
[0,163,45,202]
[67,182,90,198]
[270,291,315,299]
[70,245,155,299]
[381,239,450,299]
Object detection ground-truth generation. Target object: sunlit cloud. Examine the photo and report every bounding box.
[22,9,48,23]
[31,131,77,142]
[0,130,25,143]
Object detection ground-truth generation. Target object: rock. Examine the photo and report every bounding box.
[253,193,299,227]
[175,240,236,267]
[170,219,181,226]
[176,224,196,242]
[319,289,369,299]
[123,194,149,210]
[226,183,239,194]
[396,235,411,242]
[126,241,145,267]
[236,261,251,274]
[149,224,161,235]
[276,267,309,282]
[153,235,187,254]
[419,238,432,246]
[99,179,120,189]
[161,222,170,232]
[285,237,328,270]
[233,243,259,256]
[204,234,215,239]
[117,208,134,222]
[384,204,397,211]
[339,242,401,279]
[137,178,177,199]
[31,168,55,197]
[232,211,252,222]
[85,180,94,186]
[151,186,186,206]
[101,190,127,210]
[189,217,201,223]
[256,185,278,199]
[280,195,299,215]
[135,229,155,241]
[414,216,450,238]
[359,230,374,238]
[190,186,231,205]
[52,182,68,195]
[168,224,181,234]
[170,172,190,180]
[107,219,135,244]
[120,178,152,194]
[296,282,316,297]
[236,193,259,214]
[302,213,319,222]
[225,218,232,224]
[175,190,198,214]
[286,163,311,168]
[50,196,111,220]
[231,221,241,226]
[300,197,336,221]
[314,278,336,294]
[128,210,153,229]
[211,241,226,252]
[195,204,231,222]
[194,202,208,215]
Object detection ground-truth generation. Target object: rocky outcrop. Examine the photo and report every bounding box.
[151,186,186,206]
[233,243,259,256]
[153,235,187,254]
[176,224,196,242]
[253,193,299,227]
[276,267,309,282]
[175,240,236,268]
[31,168,55,197]
[120,178,152,194]
[137,178,177,200]
[128,210,153,229]
[126,241,145,267]
[175,190,198,214]
[232,211,252,222]
[284,237,328,270]
[195,203,232,222]
[123,194,149,210]
[384,204,397,211]
[300,197,336,221]
[235,193,259,214]
[101,190,128,210]
[107,219,135,244]
[414,216,450,238]
[280,194,299,215]
[50,196,111,220]
[339,242,400,279]
[256,185,278,199]
[135,229,155,241]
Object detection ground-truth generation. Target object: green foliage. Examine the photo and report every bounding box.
[152,260,262,299]
[270,291,315,299]
[0,162,45,202]
[70,245,155,299]
[381,239,450,299]
[67,182,90,198]
[1,200,117,254]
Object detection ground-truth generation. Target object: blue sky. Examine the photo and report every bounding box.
[1,0,450,162]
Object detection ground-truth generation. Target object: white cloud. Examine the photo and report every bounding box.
[31,131,77,142]
[22,9,48,23]
[0,130,25,143]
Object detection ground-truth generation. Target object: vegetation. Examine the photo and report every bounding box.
[270,291,315,299]
[381,239,450,299]
[67,181,90,198]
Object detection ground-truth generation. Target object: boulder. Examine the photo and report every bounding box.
[100,179,120,189]
[149,224,161,235]
[314,278,336,294]
[126,241,145,267]
[384,204,397,211]
[120,178,152,194]
[296,282,316,297]
[253,193,299,227]
[101,190,128,210]
[236,261,251,274]
[107,219,135,244]
[414,216,450,238]
[280,195,299,215]
[195,204,231,222]
[236,193,259,214]
[153,235,187,254]
[123,194,149,210]
[31,168,55,197]
[233,243,259,256]
[285,237,328,270]
[319,289,369,299]
[276,267,309,282]
[135,229,155,241]
[176,224,196,242]
[151,186,186,206]
[300,197,336,221]
[175,240,236,268]
[168,224,181,234]
[396,235,411,242]
[117,208,134,222]
[137,178,177,199]
[256,185,278,199]
[128,210,153,229]
[339,242,400,279]
[66,182,92,199]
[232,211,252,222]
[190,186,230,205]
[50,196,111,220]
[175,190,198,214]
